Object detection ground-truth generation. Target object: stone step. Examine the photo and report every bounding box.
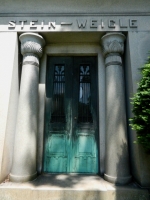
[0,174,149,200]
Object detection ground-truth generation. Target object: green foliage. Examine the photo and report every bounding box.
[130,57,150,153]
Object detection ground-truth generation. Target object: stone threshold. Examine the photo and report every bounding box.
[0,174,149,200]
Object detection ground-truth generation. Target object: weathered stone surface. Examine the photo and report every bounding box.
[10,33,45,182]
[0,32,19,183]
[37,84,45,174]
[125,32,150,187]
[101,33,131,185]
[0,0,150,14]
[0,175,149,200]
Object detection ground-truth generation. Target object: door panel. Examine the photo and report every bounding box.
[44,56,99,173]
[45,133,67,172]
[73,132,96,173]
[44,57,72,173]
[72,57,98,173]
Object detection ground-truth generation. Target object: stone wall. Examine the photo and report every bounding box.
[0,32,19,183]
[125,31,150,187]
[0,0,150,14]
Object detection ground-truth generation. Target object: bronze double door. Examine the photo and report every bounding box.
[43,56,99,173]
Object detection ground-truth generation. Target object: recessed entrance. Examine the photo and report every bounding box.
[43,56,99,173]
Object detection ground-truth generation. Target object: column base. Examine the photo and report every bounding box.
[104,173,132,185]
[9,172,37,182]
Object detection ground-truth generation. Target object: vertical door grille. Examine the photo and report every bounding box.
[51,65,66,123]
[78,65,93,123]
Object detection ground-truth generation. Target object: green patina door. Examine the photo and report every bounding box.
[43,56,99,173]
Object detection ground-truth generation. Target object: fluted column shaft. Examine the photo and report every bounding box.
[10,33,45,182]
[101,33,131,185]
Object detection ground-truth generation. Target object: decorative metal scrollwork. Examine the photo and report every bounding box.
[51,65,66,123]
[78,65,93,123]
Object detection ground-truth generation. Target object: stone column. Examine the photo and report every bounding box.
[10,33,45,182]
[101,32,131,185]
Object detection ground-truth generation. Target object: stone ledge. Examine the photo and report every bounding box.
[0,175,149,200]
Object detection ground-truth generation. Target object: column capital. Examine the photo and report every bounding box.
[101,32,125,57]
[19,33,45,58]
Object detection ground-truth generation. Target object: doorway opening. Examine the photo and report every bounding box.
[43,56,99,173]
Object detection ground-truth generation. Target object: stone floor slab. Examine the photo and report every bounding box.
[0,174,149,200]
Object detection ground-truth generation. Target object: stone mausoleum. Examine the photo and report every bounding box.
[0,0,150,199]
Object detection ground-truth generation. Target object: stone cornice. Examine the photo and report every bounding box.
[0,12,150,16]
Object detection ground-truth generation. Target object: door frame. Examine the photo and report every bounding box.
[38,43,106,175]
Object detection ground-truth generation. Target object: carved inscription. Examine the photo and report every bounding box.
[8,19,138,30]
[77,20,87,28]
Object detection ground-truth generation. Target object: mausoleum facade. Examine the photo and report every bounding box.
[0,0,150,199]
